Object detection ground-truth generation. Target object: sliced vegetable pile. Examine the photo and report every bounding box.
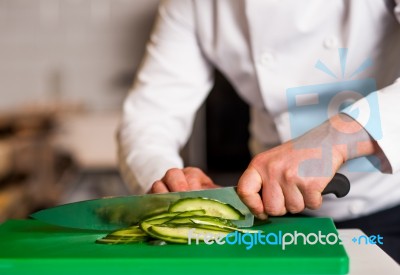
[96,197,257,245]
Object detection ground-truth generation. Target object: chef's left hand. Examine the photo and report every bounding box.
[150,167,220,193]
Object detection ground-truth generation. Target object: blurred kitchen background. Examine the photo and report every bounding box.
[0,0,252,223]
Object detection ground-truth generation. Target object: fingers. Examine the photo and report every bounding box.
[275,170,304,214]
[182,167,216,190]
[237,167,267,220]
[262,177,287,216]
[305,194,322,210]
[298,182,323,210]
[160,168,189,192]
[280,182,304,214]
[150,180,169,193]
[261,175,323,215]
[238,163,325,217]
[149,167,218,193]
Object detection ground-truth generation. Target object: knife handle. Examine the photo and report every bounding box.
[257,173,350,198]
[322,173,350,198]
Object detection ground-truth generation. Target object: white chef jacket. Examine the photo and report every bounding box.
[118,0,400,221]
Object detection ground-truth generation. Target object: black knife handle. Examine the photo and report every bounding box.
[257,173,350,198]
[322,173,350,198]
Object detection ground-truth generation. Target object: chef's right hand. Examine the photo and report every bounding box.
[237,114,378,219]
[150,167,220,193]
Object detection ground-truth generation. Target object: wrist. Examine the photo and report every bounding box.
[328,113,377,162]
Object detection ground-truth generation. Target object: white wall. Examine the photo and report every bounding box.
[0,0,160,111]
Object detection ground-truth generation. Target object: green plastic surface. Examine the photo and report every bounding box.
[0,217,349,275]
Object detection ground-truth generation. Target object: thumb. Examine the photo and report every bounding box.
[237,167,267,220]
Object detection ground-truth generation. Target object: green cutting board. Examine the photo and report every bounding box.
[0,217,348,275]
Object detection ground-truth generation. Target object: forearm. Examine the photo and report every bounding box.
[288,113,380,177]
[117,0,215,193]
[328,113,379,162]
[117,123,184,193]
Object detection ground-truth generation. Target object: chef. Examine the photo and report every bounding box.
[117,0,400,262]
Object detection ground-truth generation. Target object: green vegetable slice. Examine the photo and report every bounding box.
[189,219,260,234]
[139,210,207,233]
[169,197,245,220]
[96,197,256,245]
[165,216,260,234]
[148,224,230,244]
[164,215,235,227]
[108,226,147,237]
[144,209,206,221]
[96,226,148,244]
[140,216,174,233]
[95,236,148,244]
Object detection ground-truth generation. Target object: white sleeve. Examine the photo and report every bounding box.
[341,79,400,173]
[395,0,400,22]
[340,2,400,173]
[117,0,214,193]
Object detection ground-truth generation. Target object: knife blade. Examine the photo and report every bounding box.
[31,187,253,230]
[31,173,349,230]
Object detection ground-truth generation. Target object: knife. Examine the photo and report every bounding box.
[31,173,350,230]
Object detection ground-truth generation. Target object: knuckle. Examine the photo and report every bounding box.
[266,161,282,177]
[185,167,202,173]
[251,154,273,170]
[249,154,281,178]
[184,173,196,182]
[296,180,308,192]
[264,204,286,216]
[306,195,322,210]
[151,181,163,193]
[287,208,301,214]
[302,182,316,196]
[282,186,305,214]
[250,154,264,167]
[183,167,207,182]
[165,168,180,178]
[237,183,251,197]
[163,168,189,191]
[284,169,299,183]
[286,201,305,214]
[175,180,189,191]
